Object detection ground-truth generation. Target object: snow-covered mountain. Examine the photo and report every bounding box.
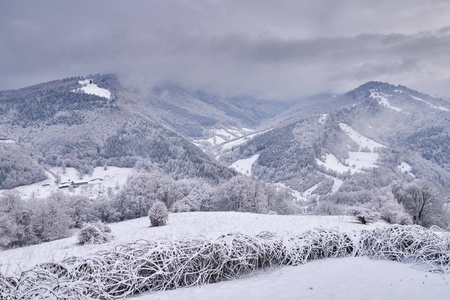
[1,77,449,205]
[221,81,450,201]
[0,74,290,189]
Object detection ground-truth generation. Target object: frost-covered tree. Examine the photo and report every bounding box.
[67,195,98,228]
[148,201,168,227]
[0,192,36,248]
[31,193,71,242]
[392,179,448,228]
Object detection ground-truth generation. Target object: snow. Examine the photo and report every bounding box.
[393,89,403,93]
[399,162,412,173]
[339,123,386,151]
[316,151,380,175]
[3,212,447,300]
[194,127,254,150]
[221,136,248,149]
[318,114,328,124]
[303,183,320,197]
[221,129,272,150]
[0,139,16,144]
[317,153,352,174]
[3,166,134,199]
[409,95,450,112]
[331,177,344,193]
[0,212,387,277]
[398,162,415,177]
[274,182,308,202]
[72,79,111,99]
[322,173,344,193]
[211,129,235,139]
[347,151,380,171]
[138,256,450,300]
[206,135,226,146]
[230,154,259,175]
[370,91,402,112]
[315,124,384,175]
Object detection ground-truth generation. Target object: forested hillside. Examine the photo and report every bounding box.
[220,82,450,203]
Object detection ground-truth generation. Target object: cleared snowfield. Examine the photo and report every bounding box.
[339,123,386,151]
[409,95,450,112]
[139,257,450,300]
[230,154,259,175]
[315,124,385,176]
[317,153,352,174]
[221,129,272,150]
[72,79,111,99]
[347,151,379,170]
[3,166,134,199]
[0,139,16,144]
[0,212,387,277]
[274,182,308,202]
[370,91,403,112]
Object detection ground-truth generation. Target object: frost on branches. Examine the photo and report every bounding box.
[77,221,114,245]
[148,201,169,227]
[1,225,449,299]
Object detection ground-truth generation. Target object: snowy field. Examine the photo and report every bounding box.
[409,95,450,112]
[0,212,387,277]
[230,154,259,175]
[1,212,449,299]
[317,124,385,176]
[72,79,111,99]
[3,166,134,199]
[369,91,402,112]
[139,257,450,300]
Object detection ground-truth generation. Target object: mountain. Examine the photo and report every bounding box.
[0,74,292,189]
[220,81,450,201]
[1,76,449,205]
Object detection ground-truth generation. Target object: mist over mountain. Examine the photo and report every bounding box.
[218,81,450,201]
[1,76,449,208]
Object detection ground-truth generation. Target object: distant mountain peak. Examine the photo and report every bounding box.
[344,81,424,101]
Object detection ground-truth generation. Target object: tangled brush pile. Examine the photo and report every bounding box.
[1,225,449,299]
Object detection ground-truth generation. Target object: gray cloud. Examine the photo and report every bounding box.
[1,0,450,100]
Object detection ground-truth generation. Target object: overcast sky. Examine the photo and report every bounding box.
[1,0,450,100]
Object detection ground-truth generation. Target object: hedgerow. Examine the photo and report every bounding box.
[1,225,449,299]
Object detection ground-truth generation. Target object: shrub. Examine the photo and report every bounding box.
[148,201,168,227]
[381,202,413,225]
[77,221,114,245]
[350,207,380,225]
[312,201,345,216]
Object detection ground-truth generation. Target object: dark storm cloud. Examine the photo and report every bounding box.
[1,0,450,99]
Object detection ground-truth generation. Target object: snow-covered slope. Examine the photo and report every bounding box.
[72,79,111,99]
[140,257,450,300]
[317,124,385,175]
[230,154,260,175]
[8,166,134,199]
[3,212,448,300]
[370,90,402,112]
[0,212,387,277]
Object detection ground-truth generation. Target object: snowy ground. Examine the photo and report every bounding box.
[2,212,448,299]
[138,257,450,300]
[0,212,387,277]
[370,91,403,112]
[409,95,450,112]
[194,127,271,158]
[339,123,385,151]
[230,154,259,175]
[72,79,111,99]
[2,166,134,199]
[317,124,385,176]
